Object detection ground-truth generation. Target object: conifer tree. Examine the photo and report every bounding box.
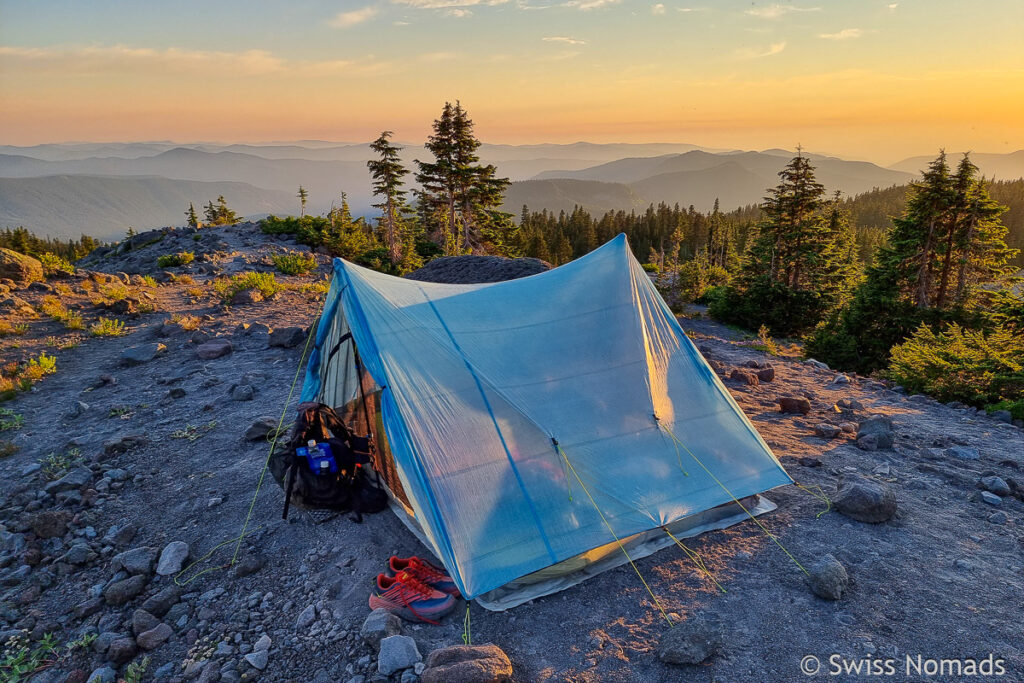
[415,101,513,255]
[204,195,240,226]
[297,186,308,217]
[185,203,199,229]
[368,131,411,264]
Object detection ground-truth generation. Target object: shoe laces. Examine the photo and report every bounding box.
[408,558,445,582]
[396,571,433,598]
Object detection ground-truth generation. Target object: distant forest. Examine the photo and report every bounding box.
[516,178,1024,269]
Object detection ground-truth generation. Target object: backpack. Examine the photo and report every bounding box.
[279,402,388,522]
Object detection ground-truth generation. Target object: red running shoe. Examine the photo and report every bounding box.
[389,556,461,597]
[368,571,456,623]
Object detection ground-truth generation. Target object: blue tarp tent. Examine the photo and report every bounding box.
[300,234,791,607]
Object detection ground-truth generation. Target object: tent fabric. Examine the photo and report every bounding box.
[300,233,792,600]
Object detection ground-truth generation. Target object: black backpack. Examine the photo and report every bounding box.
[279,402,388,522]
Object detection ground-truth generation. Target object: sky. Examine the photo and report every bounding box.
[1,0,1022,164]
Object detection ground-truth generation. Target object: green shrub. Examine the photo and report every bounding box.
[140,275,158,287]
[39,448,81,480]
[0,408,23,431]
[213,272,281,303]
[709,277,828,337]
[886,323,1024,408]
[156,251,195,268]
[90,317,126,337]
[641,262,659,273]
[986,399,1024,420]
[39,252,75,276]
[0,441,16,458]
[271,251,317,276]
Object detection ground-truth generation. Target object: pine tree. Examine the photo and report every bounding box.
[185,203,199,229]
[297,186,308,217]
[368,131,411,265]
[204,195,240,226]
[415,101,513,255]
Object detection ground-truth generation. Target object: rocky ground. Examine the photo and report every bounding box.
[0,224,1022,683]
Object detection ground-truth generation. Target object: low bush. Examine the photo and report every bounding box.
[39,252,75,276]
[156,251,195,268]
[213,272,281,304]
[271,251,317,276]
[886,323,1024,409]
[90,317,126,337]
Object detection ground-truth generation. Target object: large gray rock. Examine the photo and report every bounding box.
[268,327,305,348]
[657,613,723,665]
[120,343,166,366]
[856,415,895,450]
[990,410,1013,423]
[814,423,841,439]
[106,636,137,665]
[28,510,71,538]
[230,384,255,401]
[0,248,43,284]
[103,574,148,606]
[421,644,513,683]
[244,649,269,671]
[43,467,92,494]
[979,476,1011,497]
[244,417,278,441]
[112,546,158,575]
[156,541,190,576]
[378,635,422,676]
[834,475,897,523]
[361,608,403,650]
[196,338,233,359]
[947,446,980,460]
[132,609,160,636]
[808,554,848,600]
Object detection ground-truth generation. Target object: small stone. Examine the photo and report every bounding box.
[834,474,897,523]
[156,541,190,576]
[244,649,269,671]
[120,343,166,366]
[197,339,233,360]
[808,554,848,600]
[756,366,775,382]
[103,434,146,456]
[231,289,263,305]
[137,623,173,650]
[112,546,158,575]
[230,385,255,401]
[254,634,272,652]
[814,423,841,439]
[839,422,857,434]
[244,417,278,441]
[132,609,160,636]
[421,644,513,683]
[831,373,850,384]
[778,396,811,415]
[988,511,1009,524]
[361,608,402,649]
[86,666,117,683]
[979,476,1011,496]
[378,635,422,676]
[103,574,148,606]
[43,467,92,494]
[656,613,722,666]
[947,446,980,460]
[729,369,759,386]
[232,553,266,578]
[29,510,71,538]
[980,491,1002,506]
[141,585,181,617]
[856,415,894,450]
[836,398,863,411]
[106,637,137,665]
[295,604,316,629]
[269,327,306,348]
[805,358,829,370]
[61,543,94,565]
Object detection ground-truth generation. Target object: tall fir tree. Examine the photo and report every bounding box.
[367,131,412,265]
[297,186,308,217]
[185,203,199,229]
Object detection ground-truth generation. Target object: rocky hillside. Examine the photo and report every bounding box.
[0,224,1022,683]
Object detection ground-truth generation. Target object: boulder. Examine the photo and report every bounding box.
[979,476,1011,497]
[106,637,137,665]
[778,396,811,415]
[656,613,723,665]
[378,635,422,676]
[421,644,513,683]
[361,608,403,650]
[834,475,897,523]
[231,289,263,305]
[756,366,775,382]
[141,585,181,618]
[980,491,1002,506]
[268,326,306,348]
[132,609,160,636]
[807,554,848,600]
[244,417,278,441]
[230,384,255,401]
[156,541,190,576]
[989,410,1012,424]
[0,248,44,284]
[196,338,233,359]
[856,415,894,450]
[43,467,92,494]
[120,343,166,366]
[28,510,71,538]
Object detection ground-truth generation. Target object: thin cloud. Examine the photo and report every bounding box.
[543,36,586,45]
[447,8,472,15]
[888,2,898,8]
[745,4,820,19]
[735,41,787,59]
[652,3,666,14]
[820,28,862,40]
[564,0,620,9]
[328,6,378,28]
[391,0,508,7]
